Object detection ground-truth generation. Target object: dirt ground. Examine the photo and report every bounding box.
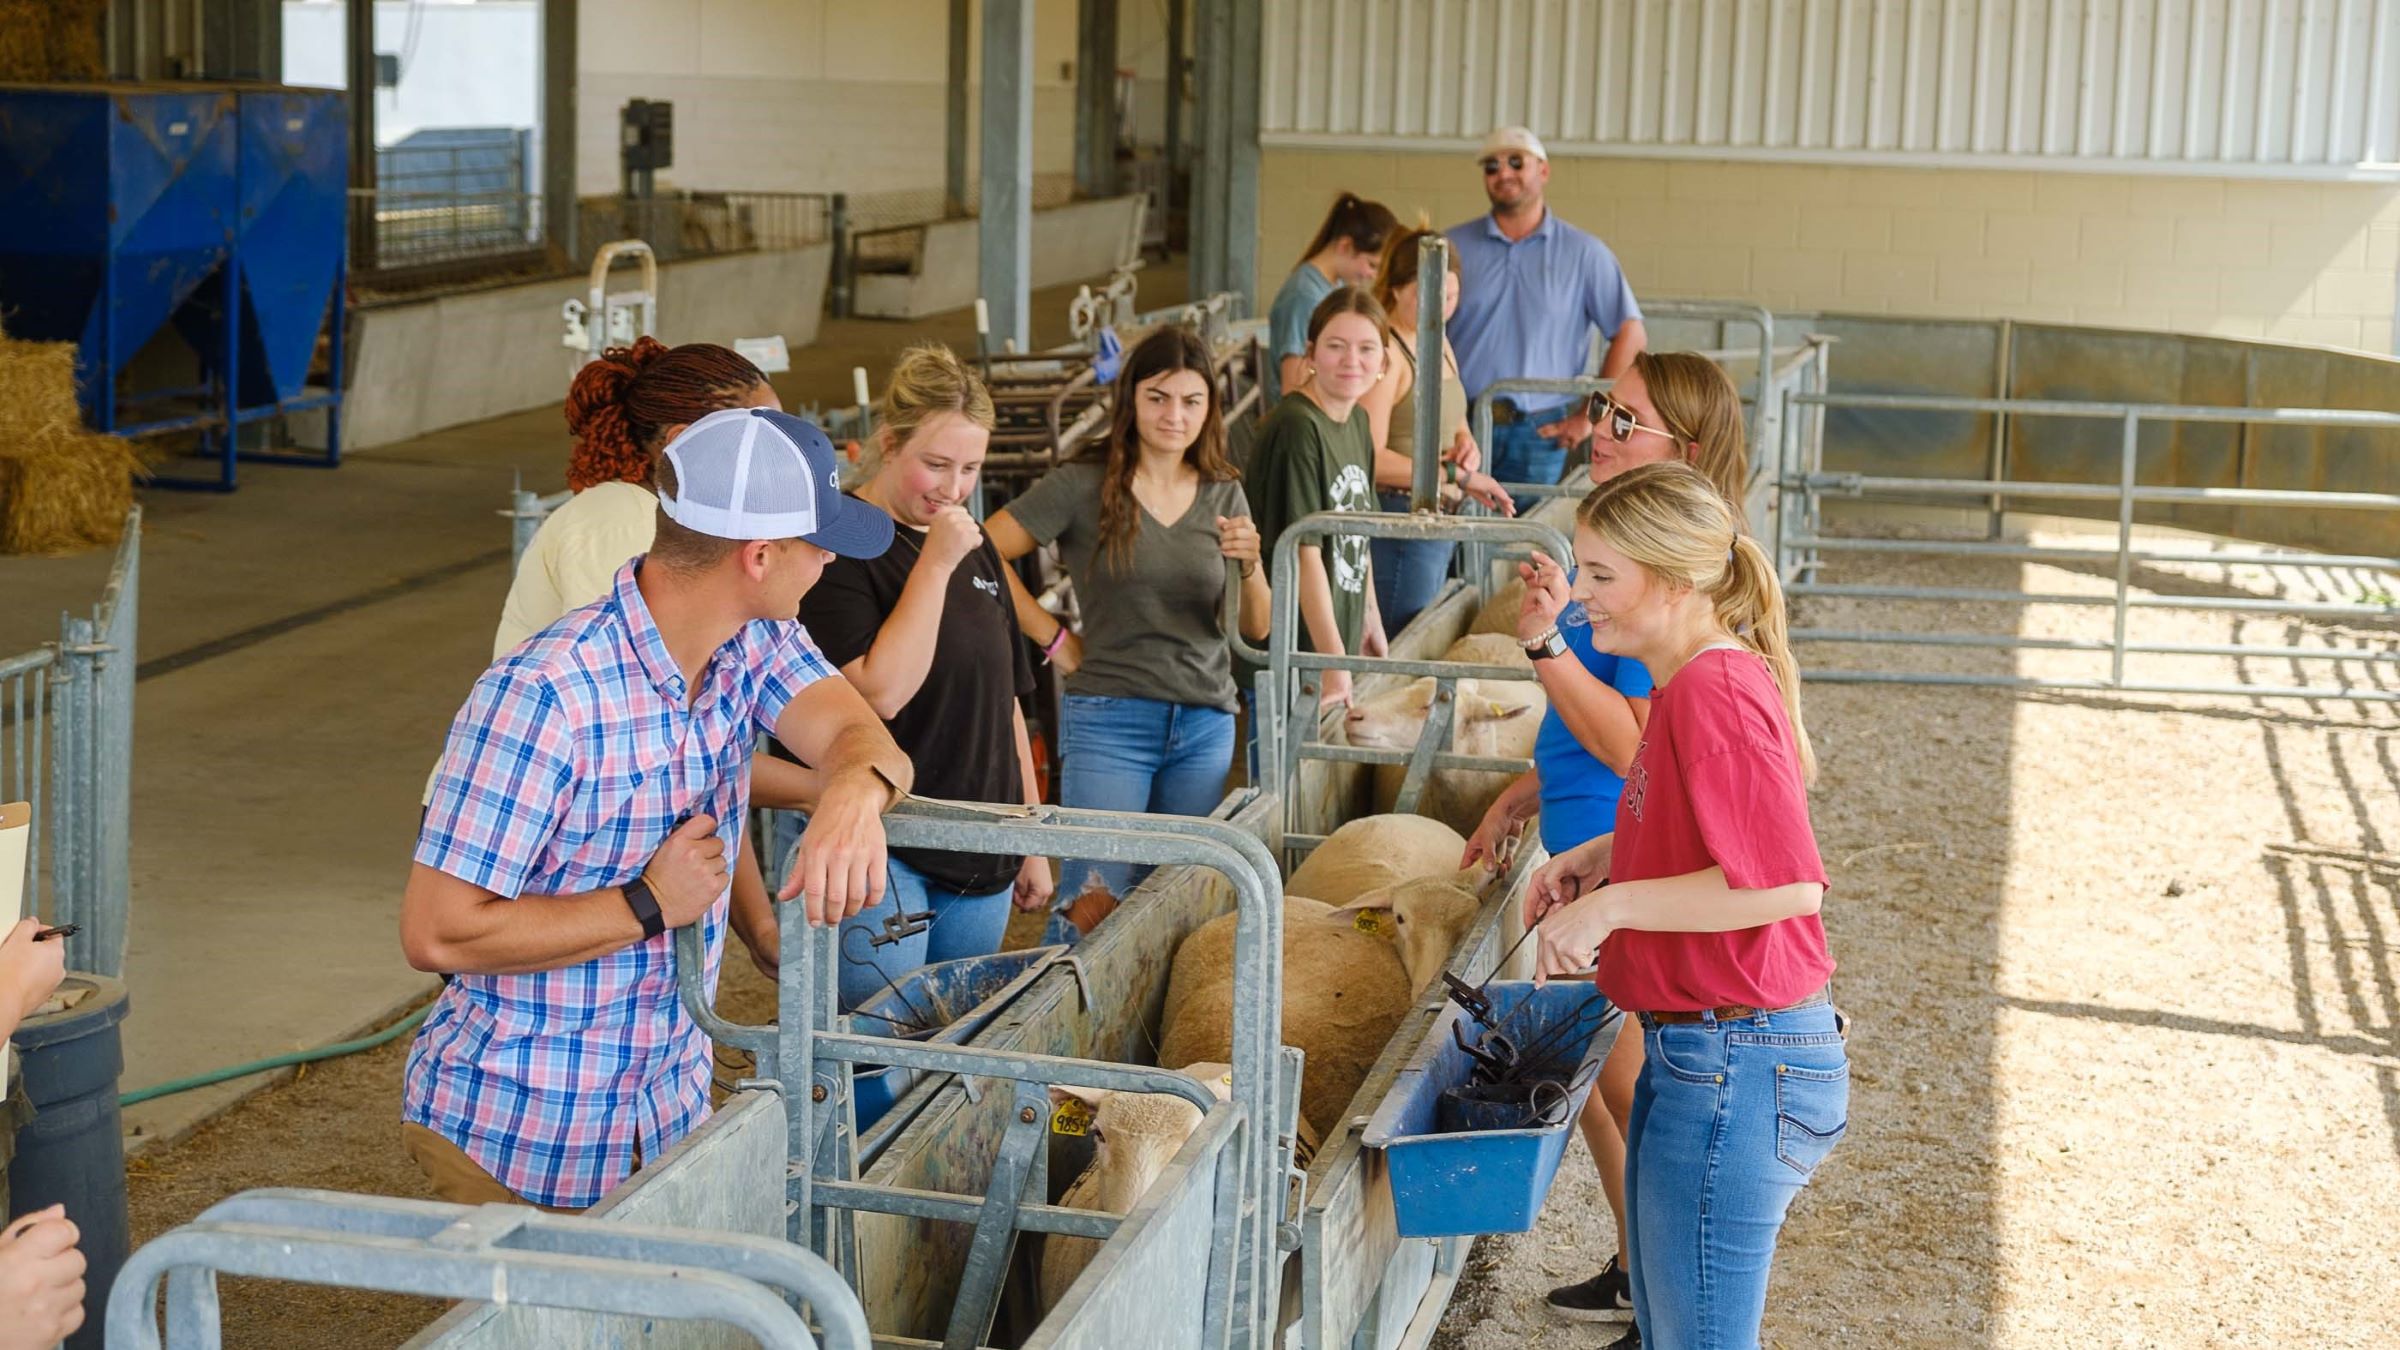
[125,520,2399,1349]
[1431,522,2400,1348]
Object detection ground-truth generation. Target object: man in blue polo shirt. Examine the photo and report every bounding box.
[1445,126,1647,511]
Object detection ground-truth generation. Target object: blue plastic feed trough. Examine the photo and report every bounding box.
[850,946,1064,1130]
[1362,981,1620,1239]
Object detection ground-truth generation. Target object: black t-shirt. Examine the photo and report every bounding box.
[795,508,1036,893]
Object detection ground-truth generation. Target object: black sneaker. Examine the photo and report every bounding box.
[1544,1255,1634,1322]
[1600,1325,1642,1350]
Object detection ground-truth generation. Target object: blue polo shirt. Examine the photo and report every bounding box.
[1444,210,1642,412]
[1534,599,1654,855]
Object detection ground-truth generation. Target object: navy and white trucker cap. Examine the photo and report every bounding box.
[657,407,894,558]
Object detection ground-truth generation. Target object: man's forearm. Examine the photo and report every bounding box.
[818,717,913,804]
[402,864,649,976]
[1599,320,1647,378]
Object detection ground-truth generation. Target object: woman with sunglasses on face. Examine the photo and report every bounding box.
[987,326,1271,942]
[1460,352,1750,1338]
[1528,460,1842,1350]
[1356,226,1518,634]
[1262,193,1399,407]
[1242,287,1393,714]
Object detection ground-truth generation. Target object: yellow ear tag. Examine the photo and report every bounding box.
[1050,1098,1093,1136]
[1352,909,1393,938]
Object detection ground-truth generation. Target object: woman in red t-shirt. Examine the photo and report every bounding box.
[1528,461,1847,1350]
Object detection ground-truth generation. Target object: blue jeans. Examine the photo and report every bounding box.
[1624,1001,1849,1349]
[1047,694,1236,943]
[835,853,1014,1011]
[1370,490,1457,635]
[1489,404,1579,515]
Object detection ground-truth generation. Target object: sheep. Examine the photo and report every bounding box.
[1039,1062,1234,1310]
[1284,813,1468,908]
[1345,633,1546,836]
[1469,577,1526,636]
[1157,865,1490,1142]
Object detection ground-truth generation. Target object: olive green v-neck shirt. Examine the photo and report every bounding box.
[1007,459,1254,712]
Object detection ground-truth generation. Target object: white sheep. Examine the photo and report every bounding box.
[1345,633,1546,836]
[1039,1062,1234,1310]
[1285,813,1469,908]
[1157,864,1490,1143]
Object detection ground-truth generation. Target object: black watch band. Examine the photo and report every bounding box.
[1524,628,1569,662]
[621,875,666,941]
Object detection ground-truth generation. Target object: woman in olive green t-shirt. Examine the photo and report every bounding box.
[1244,285,1393,711]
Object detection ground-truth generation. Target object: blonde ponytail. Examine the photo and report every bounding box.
[1575,462,1816,785]
[1718,533,1813,783]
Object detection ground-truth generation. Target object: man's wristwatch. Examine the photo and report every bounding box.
[1523,627,1568,662]
[621,874,667,940]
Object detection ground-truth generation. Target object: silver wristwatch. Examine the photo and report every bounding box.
[1523,627,1568,661]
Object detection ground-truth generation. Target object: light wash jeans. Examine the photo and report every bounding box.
[1488,404,1578,516]
[1045,693,1236,944]
[1624,1000,1849,1349]
[1370,489,1457,635]
[762,810,1014,1010]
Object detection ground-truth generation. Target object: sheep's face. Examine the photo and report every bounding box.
[1050,1064,1232,1214]
[1340,871,1488,992]
[1343,678,1536,752]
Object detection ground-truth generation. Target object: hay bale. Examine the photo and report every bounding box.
[0,0,106,82]
[0,424,140,555]
[0,338,86,450]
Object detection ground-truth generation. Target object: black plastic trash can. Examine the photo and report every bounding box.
[7,973,130,1350]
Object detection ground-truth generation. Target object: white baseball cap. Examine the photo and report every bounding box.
[657,407,894,556]
[1477,126,1549,163]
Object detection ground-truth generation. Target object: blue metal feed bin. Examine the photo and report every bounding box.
[0,82,346,490]
[1362,981,1620,1239]
[0,84,238,424]
[849,946,1065,1135]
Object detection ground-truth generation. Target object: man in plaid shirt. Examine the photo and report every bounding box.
[400,408,914,1209]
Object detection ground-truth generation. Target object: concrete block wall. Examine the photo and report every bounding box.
[579,0,1083,199]
[1258,150,2400,356]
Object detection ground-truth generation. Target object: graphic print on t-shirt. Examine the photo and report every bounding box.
[1623,740,1650,821]
[1326,462,1373,595]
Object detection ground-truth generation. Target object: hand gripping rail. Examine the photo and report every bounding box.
[1226,512,1575,859]
[677,797,1291,1350]
[107,1188,868,1350]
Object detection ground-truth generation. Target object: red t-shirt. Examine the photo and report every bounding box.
[1596,646,1834,1012]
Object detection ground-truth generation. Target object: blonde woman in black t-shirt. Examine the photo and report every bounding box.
[792,344,1051,1007]
[989,327,1271,942]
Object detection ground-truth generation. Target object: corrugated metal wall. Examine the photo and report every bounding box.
[1262,0,2400,177]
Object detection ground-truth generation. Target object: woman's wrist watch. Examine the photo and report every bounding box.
[1523,627,1567,662]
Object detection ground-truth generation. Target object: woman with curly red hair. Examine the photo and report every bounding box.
[495,337,779,651]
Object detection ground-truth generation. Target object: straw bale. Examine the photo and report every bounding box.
[0,338,86,451]
[0,422,140,555]
[0,0,106,82]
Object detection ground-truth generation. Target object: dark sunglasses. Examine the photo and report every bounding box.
[1586,393,1681,444]
[1480,154,1529,174]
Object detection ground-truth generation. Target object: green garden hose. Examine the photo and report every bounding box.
[118,1002,432,1109]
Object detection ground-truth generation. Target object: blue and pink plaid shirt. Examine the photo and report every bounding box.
[406,559,836,1207]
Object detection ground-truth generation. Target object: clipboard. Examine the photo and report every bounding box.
[1,801,27,1099]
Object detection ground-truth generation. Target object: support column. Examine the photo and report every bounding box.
[1164,0,1186,215]
[1074,0,1121,199]
[345,0,378,273]
[945,0,971,217]
[980,0,1035,351]
[542,0,580,262]
[1188,0,1259,307]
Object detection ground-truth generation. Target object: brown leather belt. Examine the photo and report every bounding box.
[1637,984,1832,1026]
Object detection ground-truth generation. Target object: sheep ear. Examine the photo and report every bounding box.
[1050,1083,1108,1110]
[1183,1062,1236,1102]
[1452,861,1496,891]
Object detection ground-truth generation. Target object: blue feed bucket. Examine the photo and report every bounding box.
[1361,981,1619,1239]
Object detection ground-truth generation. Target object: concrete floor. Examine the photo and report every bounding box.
[0,259,1185,1152]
